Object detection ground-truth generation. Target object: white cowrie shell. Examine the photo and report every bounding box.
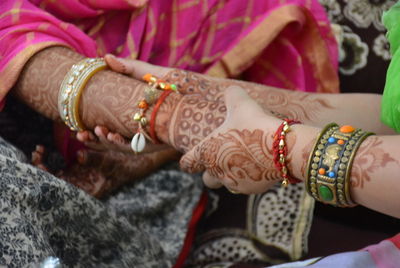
[131,132,146,153]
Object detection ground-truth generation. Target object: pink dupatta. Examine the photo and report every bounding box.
[0,0,339,104]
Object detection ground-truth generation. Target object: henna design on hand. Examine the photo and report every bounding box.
[13,47,148,137]
[163,69,334,123]
[14,47,83,120]
[167,94,227,152]
[180,129,281,192]
[59,147,180,198]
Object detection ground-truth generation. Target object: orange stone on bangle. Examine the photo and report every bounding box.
[340,125,355,133]
[318,168,326,175]
[337,139,345,145]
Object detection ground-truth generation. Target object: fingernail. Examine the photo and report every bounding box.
[77,150,87,164]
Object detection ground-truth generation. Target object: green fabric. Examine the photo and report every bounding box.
[381,2,400,132]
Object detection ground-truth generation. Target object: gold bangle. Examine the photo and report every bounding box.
[305,123,373,207]
[58,58,107,131]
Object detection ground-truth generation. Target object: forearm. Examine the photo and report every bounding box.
[288,124,400,219]
[12,47,224,153]
[164,70,395,135]
[13,47,146,137]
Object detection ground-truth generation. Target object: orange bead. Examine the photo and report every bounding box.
[340,125,355,133]
[318,168,326,175]
[337,139,345,145]
[165,84,172,90]
[143,73,152,82]
[138,100,148,109]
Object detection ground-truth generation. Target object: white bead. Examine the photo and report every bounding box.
[131,132,146,153]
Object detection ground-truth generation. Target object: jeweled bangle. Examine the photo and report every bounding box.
[58,58,107,131]
[305,123,374,207]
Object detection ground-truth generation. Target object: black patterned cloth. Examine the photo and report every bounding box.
[0,129,203,267]
[320,0,396,94]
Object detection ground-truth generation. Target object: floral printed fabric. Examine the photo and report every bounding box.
[320,0,396,94]
[0,135,203,268]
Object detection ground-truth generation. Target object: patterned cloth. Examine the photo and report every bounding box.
[0,0,339,100]
[0,135,203,267]
[320,0,395,94]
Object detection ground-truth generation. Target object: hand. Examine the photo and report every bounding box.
[179,86,283,194]
[59,145,180,198]
[104,55,223,97]
[76,125,170,154]
[104,54,171,83]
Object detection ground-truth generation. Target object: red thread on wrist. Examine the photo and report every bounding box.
[150,90,172,144]
[272,119,302,185]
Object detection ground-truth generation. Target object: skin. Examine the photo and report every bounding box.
[103,57,400,218]
[12,47,400,218]
[13,47,184,196]
[179,87,400,219]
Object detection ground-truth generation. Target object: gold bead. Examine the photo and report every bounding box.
[150,77,157,83]
[279,139,285,147]
[133,113,142,121]
[140,117,148,126]
[281,166,288,174]
[282,179,288,187]
[283,124,289,132]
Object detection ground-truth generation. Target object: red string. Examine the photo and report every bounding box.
[272,119,302,184]
[172,191,208,268]
[149,90,172,144]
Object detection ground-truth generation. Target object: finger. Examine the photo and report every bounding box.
[104,54,172,80]
[202,171,223,189]
[106,132,131,152]
[94,126,112,146]
[140,143,175,154]
[76,149,105,168]
[179,146,205,173]
[76,130,96,143]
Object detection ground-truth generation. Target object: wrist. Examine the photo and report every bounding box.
[286,124,320,181]
[80,69,143,137]
[144,91,183,146]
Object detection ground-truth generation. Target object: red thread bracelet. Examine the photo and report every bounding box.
[272,119,302,186]
[150,90,172,144]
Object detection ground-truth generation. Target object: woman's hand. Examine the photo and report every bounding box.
[179,86,284,194]
[32,143,180,198]
[104,54,172,82]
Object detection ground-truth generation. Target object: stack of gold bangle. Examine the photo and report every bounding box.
[305,123,374,207]
[58,58,107,131]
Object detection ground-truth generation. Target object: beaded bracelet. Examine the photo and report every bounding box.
[305,123,374,207]
[272,119,302,187]
[130,74,178,153]
[58,58,107,131]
